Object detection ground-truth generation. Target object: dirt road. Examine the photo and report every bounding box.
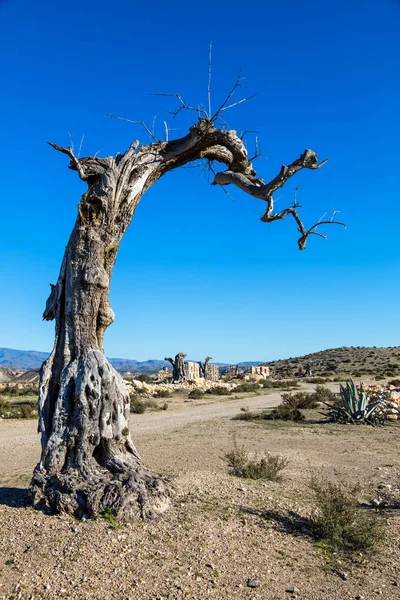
[0,391,282,484]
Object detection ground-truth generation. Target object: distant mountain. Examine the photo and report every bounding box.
[0,348,264,375]
[0,348,169,375]
[0,348,49,369]
[108,358,170,374]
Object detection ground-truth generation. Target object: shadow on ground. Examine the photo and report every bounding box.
[239,506,310,536]
[0,487,30,508]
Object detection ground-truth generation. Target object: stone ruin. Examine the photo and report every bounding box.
[205,362,219,382]
[184,361,200,381]
[250,365,270,378]
[160,354,219,383]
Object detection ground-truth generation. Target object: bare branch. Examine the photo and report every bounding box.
[208,42,212,118]
[68,131,74,152]
[48,142,87,181]
[248,136,261,162]
[212,149,345,249]
[78,134,84,158]
[218,92,258,114]
[240,130,259,140]
[151,93,209,119]
[106,114,158,142]
[210,73,257,122]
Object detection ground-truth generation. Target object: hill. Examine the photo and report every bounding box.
[0,348,170,375]
[264,346,400,378]
[0,348,49,370]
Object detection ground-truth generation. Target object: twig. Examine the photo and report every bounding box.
[106,114,158,142]
[151,93,209,119]
[78,134,84,158]
[68,131,74,152]
[208,42,212,118]
[211,73,257,122]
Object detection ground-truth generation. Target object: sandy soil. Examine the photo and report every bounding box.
[0,386,399,600]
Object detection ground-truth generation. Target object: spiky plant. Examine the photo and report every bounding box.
[324,380,384,425]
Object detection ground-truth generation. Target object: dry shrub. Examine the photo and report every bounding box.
[153,389,171,398]
[233,382,261,393]
[206,386,231,396]
[130,395,145,414]
[188,388,205,399]
[308,478,383,556]
[233,404,304,422]
[281,391,318,409]
[225,442,288,481]
[312,385,337,403]
[260,379,300,389]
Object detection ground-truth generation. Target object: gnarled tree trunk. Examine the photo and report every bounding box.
[30,117,339,521]
[164,353,187,383]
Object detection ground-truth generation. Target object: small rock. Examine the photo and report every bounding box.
[205,563,214,570]
[247,578,260,588]
[286,586,300,594]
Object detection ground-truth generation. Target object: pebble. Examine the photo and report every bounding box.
[247,578,260,588]
[286,586,299,594]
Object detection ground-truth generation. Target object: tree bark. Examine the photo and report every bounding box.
[198,357,212,379]
[30,118,334,521]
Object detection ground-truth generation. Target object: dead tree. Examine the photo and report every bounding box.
[164,352,187,383]
[198,356,212,379]
[30,89,344,521]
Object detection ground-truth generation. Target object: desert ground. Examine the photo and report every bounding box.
[0,383,399,600]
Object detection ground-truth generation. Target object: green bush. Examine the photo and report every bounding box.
[233,404,304,422]
[264,405,305,422]
[102,507,120,528]
[19,404,35,419]
[134,373,154,384]
[188,388,205,399]
[233,382,261,393]
[153,389,171,398]
[281,391,318,410]
[0,396,9,414]
[308,478,382,556]
[0,384,38,397]
[130,395,145,414]
[312,385,337,403]
[225,442,288,481]
[206,386,231,396]
[260,379,300,389]
[304,377,331,384]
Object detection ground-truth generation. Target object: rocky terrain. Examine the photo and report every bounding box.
[0,383,399,600]
[264,346,400,379]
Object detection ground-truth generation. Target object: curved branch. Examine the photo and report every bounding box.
[211,148,343,250]
[48,142,87,181]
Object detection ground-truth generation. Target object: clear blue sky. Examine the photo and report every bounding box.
[0,0,399,363]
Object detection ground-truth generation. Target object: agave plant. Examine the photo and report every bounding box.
[324,380,384,425]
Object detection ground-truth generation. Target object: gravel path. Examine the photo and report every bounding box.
[0,392,283,482]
